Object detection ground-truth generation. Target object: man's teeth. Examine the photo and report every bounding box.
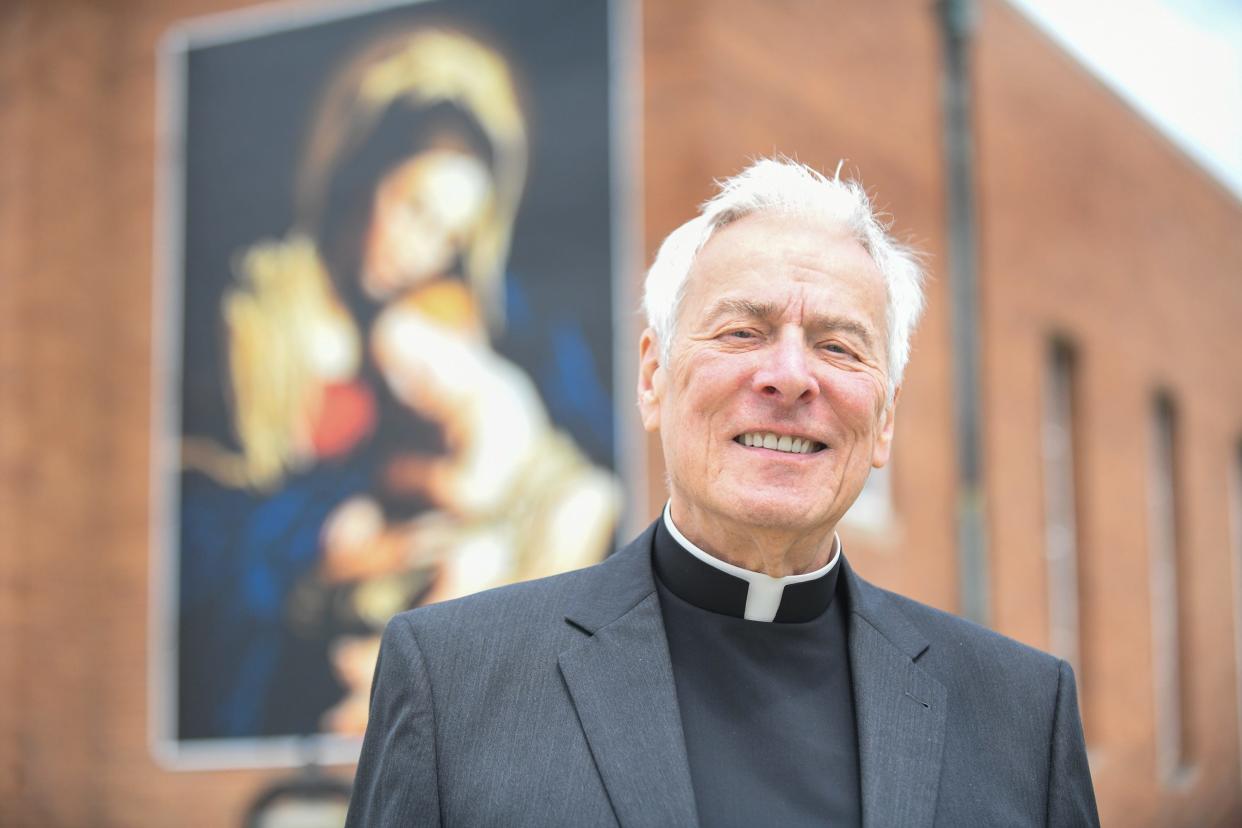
[735,432,822,454]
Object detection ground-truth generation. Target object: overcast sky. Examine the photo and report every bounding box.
[1005,0,1242,202]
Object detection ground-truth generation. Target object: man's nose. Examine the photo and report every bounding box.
[752,331,819,403]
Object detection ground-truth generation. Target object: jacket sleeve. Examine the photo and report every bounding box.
[346,613,442,827]
[1046,659,1100,827]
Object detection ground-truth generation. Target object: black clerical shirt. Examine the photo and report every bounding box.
[652,511,862,827]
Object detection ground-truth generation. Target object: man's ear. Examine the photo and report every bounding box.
[871,384,900,468]
[636,328,664,433]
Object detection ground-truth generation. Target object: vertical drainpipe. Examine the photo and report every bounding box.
[937,0,989,626]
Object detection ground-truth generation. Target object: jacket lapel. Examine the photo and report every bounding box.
[843,560,948,828]
[557,528,949,827]
[558,526,699,828]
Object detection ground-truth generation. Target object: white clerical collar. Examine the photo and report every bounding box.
[661,503,840,623]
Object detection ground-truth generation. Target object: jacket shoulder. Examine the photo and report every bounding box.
[392,559,600,639]
[393,522,656,641]
[850,574,1065,696]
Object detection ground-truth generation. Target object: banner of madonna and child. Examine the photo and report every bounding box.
[153,0,624,766]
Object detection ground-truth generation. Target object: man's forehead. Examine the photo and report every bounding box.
[708,207,860,246]
[685,231,886,310]
[689,213,877,280]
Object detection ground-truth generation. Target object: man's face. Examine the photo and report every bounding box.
[638,211,897,547]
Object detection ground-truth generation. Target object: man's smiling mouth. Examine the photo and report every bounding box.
[734,432,826,455]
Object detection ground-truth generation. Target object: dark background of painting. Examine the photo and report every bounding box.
[181,0,616,467]
[175,0,617,742]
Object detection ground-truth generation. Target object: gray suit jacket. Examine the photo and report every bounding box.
[346,522,1099,827]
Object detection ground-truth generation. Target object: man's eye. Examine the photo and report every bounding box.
[822,342,853,356]
[725,329,757,340]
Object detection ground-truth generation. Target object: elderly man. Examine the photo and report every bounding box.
[346,159,1099,827]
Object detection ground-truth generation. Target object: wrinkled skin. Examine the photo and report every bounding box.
[637,211,897,577]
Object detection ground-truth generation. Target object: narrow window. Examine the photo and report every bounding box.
[1149,392,1193,781]
[1042,340,1083,683]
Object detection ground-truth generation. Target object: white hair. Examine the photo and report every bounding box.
[642,157,926,399]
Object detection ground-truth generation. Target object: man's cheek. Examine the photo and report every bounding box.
[833,379,884,423]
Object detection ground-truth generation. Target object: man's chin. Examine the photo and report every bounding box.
[712,489,840,535]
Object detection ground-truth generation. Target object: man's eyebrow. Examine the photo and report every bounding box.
[702,297,780,323]
[808,315,876,351]
[702,298,878,351]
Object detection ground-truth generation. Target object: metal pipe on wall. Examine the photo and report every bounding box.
[937,0,990,626]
